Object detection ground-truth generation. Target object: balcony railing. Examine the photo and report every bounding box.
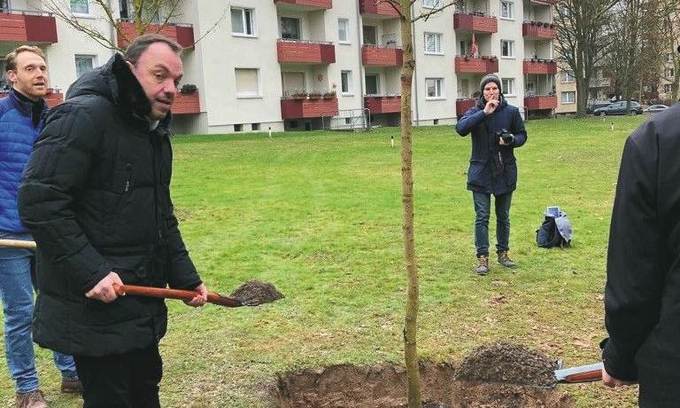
[359,0,400,17]
[273,0,332,9]
[172,91,201,115]
[453,12,497,33]
[117,21,195,49]
[523,59,557,75]
[362,45,403,67]
[522,21,556,39]
[456,98,477,117]
[277,39,336,64]
[0,9,58,43]
[454,56,498,74]
[365,95,400,114]
[281,96,339,119]
[524,95,557,110]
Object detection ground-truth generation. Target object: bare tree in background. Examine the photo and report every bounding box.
[554,0,618,116]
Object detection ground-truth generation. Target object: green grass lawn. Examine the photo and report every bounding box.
[1,115,649,407]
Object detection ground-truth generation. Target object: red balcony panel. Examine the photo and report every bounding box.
[117,21,195,49]
[362,46,403,67]
[281,97,338,119]
[453,13,497,34]
[273,0,332,9]
[365,96,400,114]
[523,60,557,75]
[277,40,336,64]
[359,0,400,17]
[456,98,477,117]
[522,22,556,39]
[172,91,200,115]
[0,11,58,43]
[524,95,557,110]
[454,56,498,74]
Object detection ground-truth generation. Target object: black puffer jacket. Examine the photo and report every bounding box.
[18,54,201,357]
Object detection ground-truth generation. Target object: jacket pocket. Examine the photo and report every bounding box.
[467,160,488,188]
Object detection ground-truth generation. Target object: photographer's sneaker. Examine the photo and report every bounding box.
[61,376,83,394]
[497,251,516,268]
[15,390,47,408]
[474,255,489,275]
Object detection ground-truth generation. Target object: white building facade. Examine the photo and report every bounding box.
[0,0,557,134]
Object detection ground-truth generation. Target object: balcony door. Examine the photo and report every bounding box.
[282,72,305,96]
[363,26,377,45]
[365,74,380,95]
[281,17,301,40]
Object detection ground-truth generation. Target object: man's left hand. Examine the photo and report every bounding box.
[184,283,208,307]
[602,367,636,388]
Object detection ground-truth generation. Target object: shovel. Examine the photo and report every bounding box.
[0,239,37,250]
[113,284,245,307]
[554,362,603,383]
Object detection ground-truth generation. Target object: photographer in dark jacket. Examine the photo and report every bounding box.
[601,103,680,407]
[455,74,527,275]
[18,34,207,407]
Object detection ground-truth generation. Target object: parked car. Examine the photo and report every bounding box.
[586,100,611,114]
[643,104,669,113]
[593,101,642,116]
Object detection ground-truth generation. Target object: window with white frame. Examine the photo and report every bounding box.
[424,32,442,54]
[74,55,95,78]
[338,18,350,43]
[561,91,575,104]
[70,0,89,14]
[341,70,352,94]
[423,0,441,8]
[235,68,260,98]
[231,7,255,36]
[563,71,575,82]
[0,0,9,11]
[501,78,515,95]
[501,40,514,57]
[425,78,444,99]
[667,53,674,63]
[280,17,301,40]
[665,67,675,78]
[500,1,514,19]
[664,84,672,93]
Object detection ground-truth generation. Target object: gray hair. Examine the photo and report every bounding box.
[124,34,182,65]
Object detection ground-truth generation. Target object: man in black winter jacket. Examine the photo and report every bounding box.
[18,34,207,407]
[601,103,680,407]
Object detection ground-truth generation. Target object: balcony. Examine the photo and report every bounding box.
[273,0,332,10]
[277,39,336,64]
[523,60,557,75]
[522,21,556,39]
[456,98,477,117]
[172,91,201,115]
[0,10,58,43]
[454,56,498,74]
[524,95,557,110]
[365,95,400,114]
[362,45,403,67]
[281,96,338,119]
[117,21,195,49]
[359,0,400,18]
[453,13,497,34]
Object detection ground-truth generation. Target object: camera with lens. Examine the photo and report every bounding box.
[496,129,514,145]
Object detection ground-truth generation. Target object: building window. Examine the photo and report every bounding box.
[501,40,514,58]
[365,74,379,95]
[667,53,674,63]
[502,78,515,96]
[0,0,9,12]
[231,7,255,36]
[280,17,301,40]
[0,59,8,90]
[561,91,575,104]
[235,68,260,98]
[563,71,575,82]
[74,55,95,78]
[424,32,442,54]
[338,18,349,43]
[341,70,352,95]
[363,25,377,45]
[70,0,89,14]
[665,68,675,78]
[425,78,444,99]
[500,1,514,19]
[423,0,441,8]
[664,84,672,93]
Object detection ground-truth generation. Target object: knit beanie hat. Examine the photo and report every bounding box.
[480,74,502,93]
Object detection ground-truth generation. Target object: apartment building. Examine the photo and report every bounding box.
[555,63,576,114]
[0,0,558,134]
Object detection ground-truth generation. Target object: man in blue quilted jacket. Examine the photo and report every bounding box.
[0,46,81,408]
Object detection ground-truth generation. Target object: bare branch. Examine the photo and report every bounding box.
[411,1,457,22]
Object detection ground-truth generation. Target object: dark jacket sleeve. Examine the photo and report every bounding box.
[165,199,202,290]
[455,108,485,136]
[509,108,527,148]
[18,104,112,293]
[602,121,664,381]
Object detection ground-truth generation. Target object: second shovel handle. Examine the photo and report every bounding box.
[114,284,242,307]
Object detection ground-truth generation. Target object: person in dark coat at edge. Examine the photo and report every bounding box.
[601,101,680,407]
[17,34,208,407]
[455,74,527,275]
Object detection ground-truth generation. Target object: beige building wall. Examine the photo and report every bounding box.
[555,64,576,114]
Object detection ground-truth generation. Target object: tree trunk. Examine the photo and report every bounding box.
[399,1,421,407]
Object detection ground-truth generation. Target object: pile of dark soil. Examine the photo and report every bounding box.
[455,342,558,387]
[229,280,284,306]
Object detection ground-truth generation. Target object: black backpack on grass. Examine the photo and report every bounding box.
[536,208,572,248]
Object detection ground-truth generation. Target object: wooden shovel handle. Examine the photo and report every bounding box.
[0,239,37,250]
[114,284,242,307]
[562,369,603,383]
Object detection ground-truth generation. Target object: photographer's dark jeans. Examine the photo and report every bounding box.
[472,191,512,257]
